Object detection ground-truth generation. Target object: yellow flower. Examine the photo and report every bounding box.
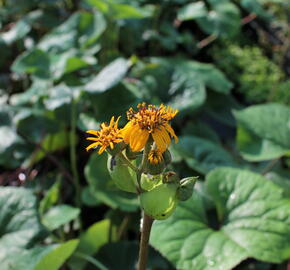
[86,116,123,154]
[148,149,163,164]
[122,103,178,153]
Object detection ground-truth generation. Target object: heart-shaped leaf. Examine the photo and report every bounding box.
[234,103,290,161]
[151,168,290,270]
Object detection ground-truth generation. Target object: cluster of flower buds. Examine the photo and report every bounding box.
[86,103,197,220]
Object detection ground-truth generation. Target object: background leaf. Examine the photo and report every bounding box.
[151,168,290,269]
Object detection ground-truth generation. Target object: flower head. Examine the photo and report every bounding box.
[86,116,123,154]
[148,149,163,164]
[122,103,178,153]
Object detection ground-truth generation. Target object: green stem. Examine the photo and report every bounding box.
[137,212,154,270]
[118,152,138,172]
[70,99,81,209]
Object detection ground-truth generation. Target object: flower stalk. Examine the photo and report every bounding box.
[137,212,154,270]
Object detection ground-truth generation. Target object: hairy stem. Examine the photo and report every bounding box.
[137,212,154,270]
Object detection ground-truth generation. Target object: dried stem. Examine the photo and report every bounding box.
[137,212,154,270]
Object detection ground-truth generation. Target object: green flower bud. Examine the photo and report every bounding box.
[106,142,126,156]
[144,149,166,175]
[177,177,198,201]
[107,155,137,193]
[163,150,172,165]
[140,174,162,191]
[140,183,178,220]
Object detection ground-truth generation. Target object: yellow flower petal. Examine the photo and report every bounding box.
[165,123,178,143]
[132,130,149,152]
[152,129,167,153]
[86,142,100,151]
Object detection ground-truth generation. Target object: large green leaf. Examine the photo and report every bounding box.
[86,0,151,19]
[84,153,139,212]
[196,2,241,38]
[130,58,232,111]
[0,187,42,248]
[34,240,79,270]
[12,49,50,79]
[38,11,106,53]
[234,103,290,161]
[151,168,290,270]
[42,205,80,231]
[84,58,130,93]
[69,219,116,270]
[177,2,208,21]
[0,187,44,270]
[173,136,236,174]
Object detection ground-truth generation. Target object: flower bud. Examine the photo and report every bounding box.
[140,174,162,191]
[163,150,172,165]
[144,149,166,175]
[107,155,137,193]
[177,177,198,201]
[140,183,178,220]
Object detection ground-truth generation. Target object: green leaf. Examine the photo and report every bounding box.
[38,11,106,53]
[131,58,232,111]
[178,1,208,21]
[34,240,79,270]
[12,49,50,79]
[241,0,271,19]
[78,219,115,255]
[265,172,290,198]
[153,58,232,95]
[205,91,242,127]
[0,187,44,270]
[43,84,72,110]
[69,219,116,270]
[151,168,290,270]
[0,187,42,248]
[86,0,151,19]
[84,58,129,93]
[77,113,100,131]
[84,153,139,212]
[42,205,80,231]
[173,136,236,174]
[6,246,55,270]
[0,18,31,45]
[168,79,206,112]
[24,130,71,168]
[196,2,241,38]
[234,103,290,161]
[39,180,61,216]
[182,121,220,144]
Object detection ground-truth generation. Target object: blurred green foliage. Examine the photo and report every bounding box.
[0,0,290,269]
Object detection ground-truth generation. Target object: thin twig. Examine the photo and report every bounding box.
[137,212,154,270]
[261,158,280,175]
